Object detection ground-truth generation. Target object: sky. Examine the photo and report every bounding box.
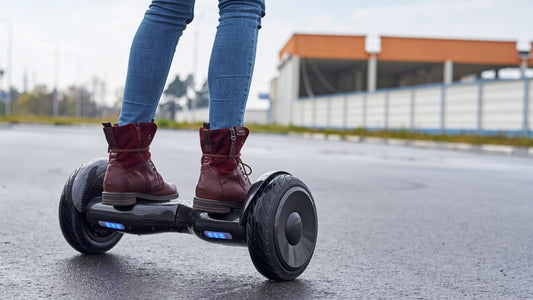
[0,0,532,108]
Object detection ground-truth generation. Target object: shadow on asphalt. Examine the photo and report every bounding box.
[56,254,325,299]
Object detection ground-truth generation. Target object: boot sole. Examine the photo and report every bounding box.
[192,197,243,214]
[102,192,179,206]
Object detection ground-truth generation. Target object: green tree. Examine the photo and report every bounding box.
[164,74,194,99]
[13,84,102,117]
[15,85,53,115]
[189,79,209,109]
[162,74,194,120]
[159,74,211,120]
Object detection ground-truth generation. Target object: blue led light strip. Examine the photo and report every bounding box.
[204,231,232,240]
[98,221,125,230]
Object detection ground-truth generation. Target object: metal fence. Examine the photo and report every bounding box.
[292,78,532,136]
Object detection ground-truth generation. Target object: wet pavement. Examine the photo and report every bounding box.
[1,124,532,299]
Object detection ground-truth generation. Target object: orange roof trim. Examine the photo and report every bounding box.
[279,34,369,61]
[279,33,523,66]
[378,36,520,65]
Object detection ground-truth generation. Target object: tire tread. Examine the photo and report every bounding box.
[58,163,122,254]
[246,174,314,281]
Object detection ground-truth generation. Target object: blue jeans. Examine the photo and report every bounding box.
[119,0,265,130]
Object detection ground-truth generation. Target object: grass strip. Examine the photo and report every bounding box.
[1,116,531,148]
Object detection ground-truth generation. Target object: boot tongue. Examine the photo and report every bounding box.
[203,127,248,156]
[106,123,153,168]
[200,127,228,155]
[111,123,142,149]
[139,122,157,148]
[234,127,249,154]
[199,126,213,154]
[199,126,250,175]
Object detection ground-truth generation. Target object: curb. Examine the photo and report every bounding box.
[288,132,533,157]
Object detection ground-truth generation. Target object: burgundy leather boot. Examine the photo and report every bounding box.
[102,122,178,206]
[193,123,252,213]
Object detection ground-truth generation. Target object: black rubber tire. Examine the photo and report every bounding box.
[58,164,123,254]
[246,174,318,281]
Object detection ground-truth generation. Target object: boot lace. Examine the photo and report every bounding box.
[239,160,252,182]
[148,159,163,188]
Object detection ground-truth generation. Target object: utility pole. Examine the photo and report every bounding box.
[75,60,82,117]
[52,47,60,117]
[191,13,204,122]
[519,50,530,78]
[0,68,4,114]
[0,19,13,115]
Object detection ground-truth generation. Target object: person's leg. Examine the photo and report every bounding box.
[207,0,265,130]
[194,0,265,213]
[103,0,196,206]
[119,0,196,125]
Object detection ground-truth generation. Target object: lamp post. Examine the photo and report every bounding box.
[0,20,12,114]
[0,68,4,114]
[0,19,13,115]
[518,50,530,78]
[518,50,531,137]
[191,13,204,122]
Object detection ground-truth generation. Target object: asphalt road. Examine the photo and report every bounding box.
[1,124,532,299]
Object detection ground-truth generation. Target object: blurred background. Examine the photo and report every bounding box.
[2,3,533,297]
[0,0,531,136]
